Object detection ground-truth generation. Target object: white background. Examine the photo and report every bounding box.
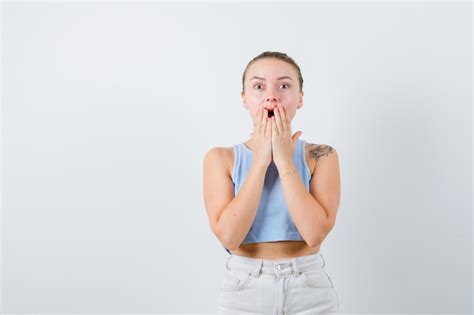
[1,1,472,313]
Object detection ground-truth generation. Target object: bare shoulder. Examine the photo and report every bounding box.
[305,142,338,175]
[204,146,234,178]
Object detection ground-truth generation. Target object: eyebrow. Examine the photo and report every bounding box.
[250,76,293,81]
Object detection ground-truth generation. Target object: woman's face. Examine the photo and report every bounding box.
[241,58,304,124]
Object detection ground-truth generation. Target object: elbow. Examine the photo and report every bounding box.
[307,235,323,249]
[212,222,240,251]
[221,236,240,252]
[307,221,334,248]
[225,242,240,251]
[307,233,326,248]
[221,231,241,251]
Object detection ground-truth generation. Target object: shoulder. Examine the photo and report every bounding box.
[203,146,234,177]
[305,142,338,160]
[304,142,338,174]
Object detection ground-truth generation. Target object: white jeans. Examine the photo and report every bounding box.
[217,252,340,315]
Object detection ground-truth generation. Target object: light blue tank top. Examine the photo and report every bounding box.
[223,138,312,254]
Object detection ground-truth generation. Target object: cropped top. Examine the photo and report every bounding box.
[223,138,312,254]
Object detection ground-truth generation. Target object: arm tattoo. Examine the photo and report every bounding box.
[308,144,334,164]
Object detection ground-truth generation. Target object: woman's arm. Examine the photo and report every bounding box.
[203,148,268,250]
[276,144,340,248]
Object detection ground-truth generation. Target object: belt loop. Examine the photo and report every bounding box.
[291,258,301,277]
[250,259,263,278]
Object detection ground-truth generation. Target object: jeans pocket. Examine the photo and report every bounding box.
[321,269,335,288]
[220,270,253,292]
[301,269,333,289]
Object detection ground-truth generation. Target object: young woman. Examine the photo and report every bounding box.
[203,51,341,314]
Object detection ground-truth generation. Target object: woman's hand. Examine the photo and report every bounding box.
[271,104,302,168]
[251,108,273,168]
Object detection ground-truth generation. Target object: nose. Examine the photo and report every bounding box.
[265,91,279,105]
[265,98,279,112]
[263,87,280,110]
[265,85,280,103]
[266,96,278,103]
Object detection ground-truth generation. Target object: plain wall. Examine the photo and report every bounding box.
[1,1,472,313]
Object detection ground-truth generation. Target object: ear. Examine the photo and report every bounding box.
[298,91,304,109]
[241,90,248,109]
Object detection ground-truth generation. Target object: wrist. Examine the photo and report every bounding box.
[275,160,295,172]
[279,167,297,181]
[251,161,270,172]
